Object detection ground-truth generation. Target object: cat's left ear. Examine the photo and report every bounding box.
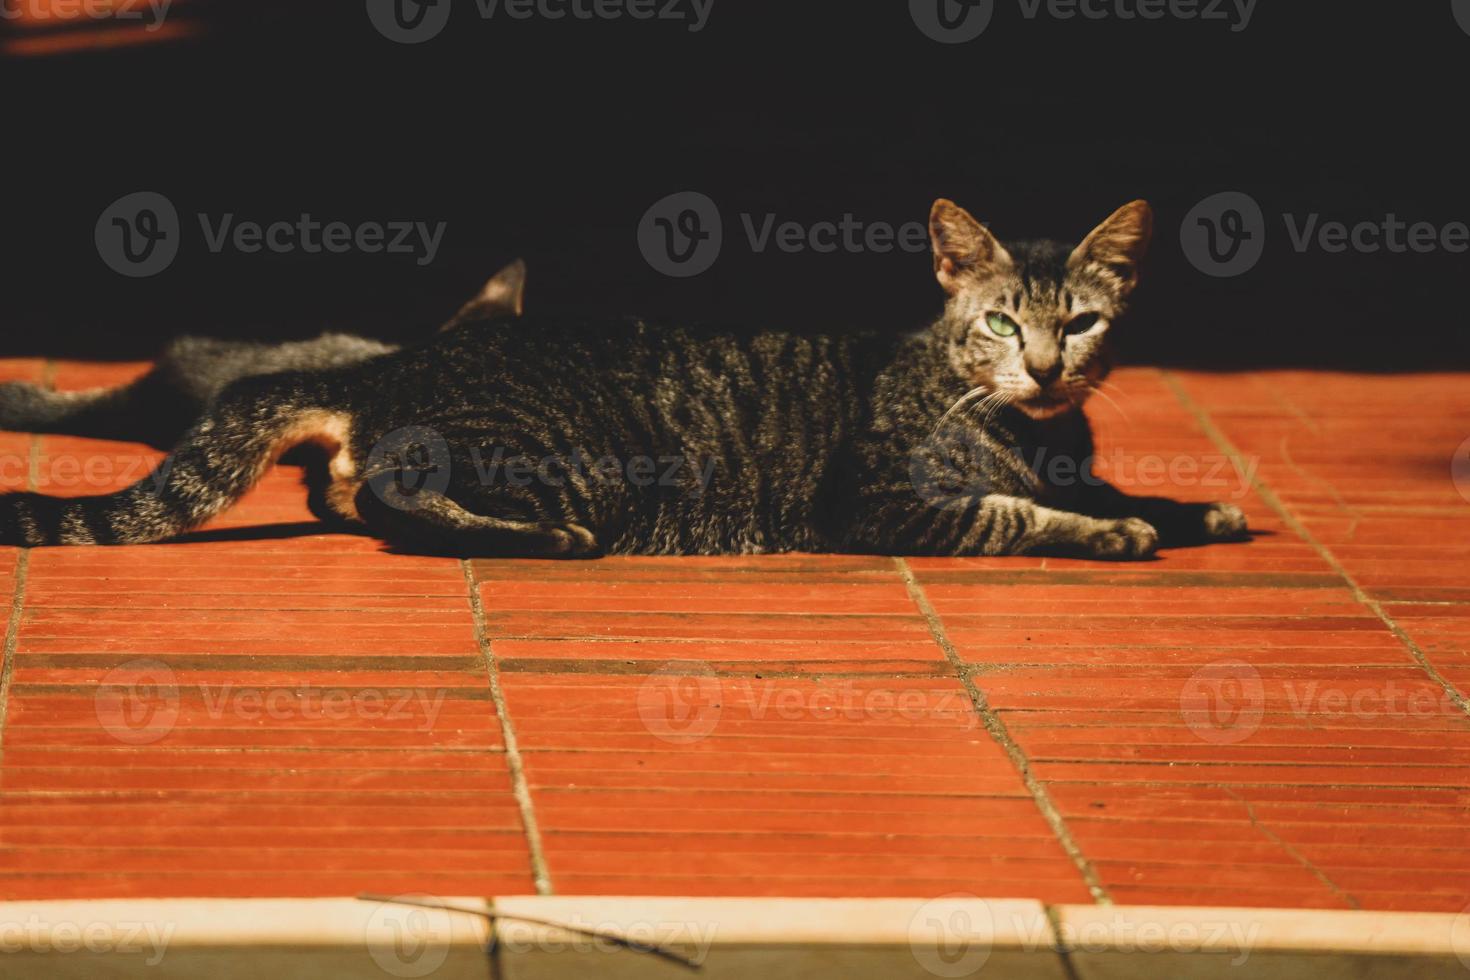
[1069,201,1153,297]
[440,259,528,332]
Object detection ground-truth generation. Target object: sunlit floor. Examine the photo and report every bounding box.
[1,361,1467,912]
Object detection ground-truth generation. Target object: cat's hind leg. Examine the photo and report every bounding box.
[355,481,600,559]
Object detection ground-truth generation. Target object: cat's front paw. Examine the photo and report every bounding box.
[1203,503,1249,541]
[1087,517,1159,561]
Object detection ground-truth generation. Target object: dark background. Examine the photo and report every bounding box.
[3,0,1466,368]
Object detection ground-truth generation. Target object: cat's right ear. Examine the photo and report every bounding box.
[440,259,528,332]
[929,199,1012,295]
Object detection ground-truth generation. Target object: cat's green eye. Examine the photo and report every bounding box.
[1065,313,1101,336]
[985,312,1019,338]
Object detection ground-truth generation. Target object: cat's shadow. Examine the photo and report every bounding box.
[166,523,1277,562]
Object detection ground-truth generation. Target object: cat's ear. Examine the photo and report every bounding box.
[440,259,527,332]
[1069,201,1153,297]
[929,199,1012,294]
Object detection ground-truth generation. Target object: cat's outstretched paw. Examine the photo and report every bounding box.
[1203,503,1249,541]
[1087,517,1159,561]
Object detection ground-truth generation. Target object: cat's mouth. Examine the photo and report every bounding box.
[1017,392,1077,419]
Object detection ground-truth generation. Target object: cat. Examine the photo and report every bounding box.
[0,202,1247,559]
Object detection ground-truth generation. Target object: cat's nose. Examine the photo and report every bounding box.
[1027,362,1062,389]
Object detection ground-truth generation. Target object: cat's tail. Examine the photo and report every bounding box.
[0,374,338,547]
[0,379,142,436]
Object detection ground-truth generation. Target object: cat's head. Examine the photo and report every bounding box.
[928,199,1153,420]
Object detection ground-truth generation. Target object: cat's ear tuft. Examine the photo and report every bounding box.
[1069,201,1153,297]
[929,199,1012,295]
[441,259,528,332]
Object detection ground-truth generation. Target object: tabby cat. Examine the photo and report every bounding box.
[0,202,1247,559]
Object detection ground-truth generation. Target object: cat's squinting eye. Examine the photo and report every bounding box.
[1064,313,1101,336]
[985,312,1020,338]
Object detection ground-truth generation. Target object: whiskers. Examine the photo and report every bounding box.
[931,386,1013,439]
[1083,378,1130,423]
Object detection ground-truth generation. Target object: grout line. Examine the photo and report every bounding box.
[484,896,505,980]
[895,557,1112,904]
[1222,787,1361,910]
[461,561,554,896]
[0,553,31,754]
[1043,903,1084,980]
[1159,370,1470,720]
[0,364,48,755]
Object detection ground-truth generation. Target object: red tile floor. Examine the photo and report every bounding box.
[1,361,1467,912]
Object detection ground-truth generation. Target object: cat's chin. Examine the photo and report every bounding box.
[1016,394,1080,420]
